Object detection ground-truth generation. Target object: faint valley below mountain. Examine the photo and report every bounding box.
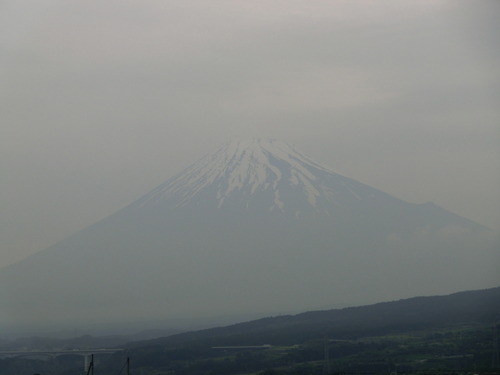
[1,139,498,333]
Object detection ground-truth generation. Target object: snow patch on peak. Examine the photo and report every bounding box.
[272,189,285,212]
[290,169,321,206]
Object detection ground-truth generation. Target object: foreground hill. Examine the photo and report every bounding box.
[122,287,500,375]
[1,139,498,333]
[128,287,500,348]
[1,288,498,375]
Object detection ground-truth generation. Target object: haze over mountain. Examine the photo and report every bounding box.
[0,139,498,334]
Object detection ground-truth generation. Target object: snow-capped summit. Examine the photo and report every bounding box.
[137,138,327,209]
[0,138,497,333]
[134,138,398,218]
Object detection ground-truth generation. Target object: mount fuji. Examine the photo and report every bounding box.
[1,139,498,333]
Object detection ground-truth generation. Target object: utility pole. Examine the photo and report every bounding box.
[86,354,94,375]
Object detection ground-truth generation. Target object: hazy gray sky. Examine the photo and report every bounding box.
[1,0,499,267]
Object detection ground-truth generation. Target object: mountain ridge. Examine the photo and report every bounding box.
[125,286,500,348]
[0,138,497,333]
[133,139,417,212]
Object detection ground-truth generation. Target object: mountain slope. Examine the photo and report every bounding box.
[127,286,500,347]
[0,139,498,333]
[121,287,500,375]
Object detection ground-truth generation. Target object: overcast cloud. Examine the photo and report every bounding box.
[1,0,499,267]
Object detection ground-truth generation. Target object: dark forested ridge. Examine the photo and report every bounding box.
[128,286,500,348]
[2,287,499,375]
[114,287,500,375]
